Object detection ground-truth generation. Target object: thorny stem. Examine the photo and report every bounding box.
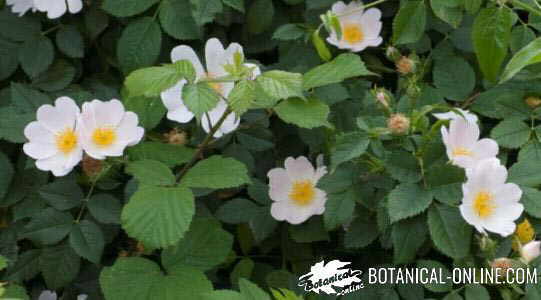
[175,107,233,182]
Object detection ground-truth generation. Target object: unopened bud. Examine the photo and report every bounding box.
[521,241,541,264]
[490,258,514,278]
[164,129,188,145]
[82,154,103,178]
[396,56,415,75]
[385,46,400,62]
[374,89,390,108]
[525,96,541,109]
[479,235,497,255]
[387,113,410,135]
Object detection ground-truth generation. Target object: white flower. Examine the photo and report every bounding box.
[441,117,499,169]
[23,97,83,177]
[459,158,523,237]
[38,291,87,300]
[326,1,383,52]
[267,156,328,224]
[6,0,36,16]
[433,108,479,124]
[521,241,541,264]
[160,38,260,136]
[34,0,83,19]
[77,99,144,160]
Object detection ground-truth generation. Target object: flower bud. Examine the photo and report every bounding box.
[525,96,541,109]
[396,56,415,75]
[490,258,514,278]
[385,46,401,62]
[479,235,497,254]
[521,241,541,264]
[373,88,391,108]
[164,129,188,145]
[387,113,410,135]
[82,154,103,178]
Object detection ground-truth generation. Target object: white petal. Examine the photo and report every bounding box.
[284,156,315,181]
[36,150,82,177]
[225,42,245,65]
[24,121,55,144]
[160,80,194,123]
[270,202,289,222]
[67,0,83,13]
[448,118,479,148]
[36,0,67,19]
[494,183,523,204]
[331,1,348,14]
[171,45,205,78]
[483,218,517,237]
[268,168,292,202]
[38,291,58,300]
[244,63,261,80]
[313,166,328,183]
[7,0,34,16]
[360,8,382,37]
[205,38,227,76]
[116,112,145,146]
[23,142,57,160]
[473,138,499,160]
[94,99,125,127]
[459,204,485,234]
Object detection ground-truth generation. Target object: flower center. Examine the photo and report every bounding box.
[343,23,364,43]
[204,72,224,94]
[92,128,116,147]
[516,219,535,244]
[289,180,316,206]
[55,129,78,154]
[452,147,472,157]
[473,190,495,219]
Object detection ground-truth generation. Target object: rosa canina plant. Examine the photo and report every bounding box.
[3,0,541,299]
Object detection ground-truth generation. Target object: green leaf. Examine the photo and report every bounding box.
[223,0,245,12]
[289,217,329,243]
[0,255,7,271]
[426,164,465,205]
[239,279,271,300]
[303,53,373,90]
[249,207,278,243]
[247,0,274,34]
[4,250,40,282]
[388,183,433,223]
[125,60,196,97]
[56,25,84,58]
[85,6,109,40]
[229,79,256,114]
[392,216,428,264]
[255,70,304,103]
[472,8,514,82]
[392,0,426,45]
[510,25,536,54]
[69,220,105,264]
[0,107,34,143]
[433,56,475,101]
[87,194,122,224]
[162,218,233,271]
[273,24,304,41]
[501,37,541,83]
[465,285,490,300]
[0,38,19,81]
[0,10,41,42]
[31,60,76,92]
[117,17,162,74]
[159,0,200,40]
[202,290,245,300]
[102,0,159,17]
[216,198,260,224]
[274,97,330,129]
[100,257,213,300]
[508,160,541,187]
[311,30,332,62]
[522,187,541,218]
[121,186,195,248]
[21,208,73,245]
[417,260,453,292]
[330,131,370,170]
[428,203,472,259]
[430,0,463,28]
[123,96,166,130]
[344,215,379,249]
[18,35,54,78]
[182,82,220,117]
[182,155,251,189]
[128,141,195,167]
[490,117,531,149]
[385,150,422,183]
[0,151,13,200]
[190,0,223,26]
[39,177,84,211]
[126,160,175,186]
[10,82,51,113]
[464,0,482,14]
[39,244,80,290]
[324,186,357,230]
[1,284,29,300]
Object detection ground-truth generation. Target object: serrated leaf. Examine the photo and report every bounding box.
[190,0,223,26]
[182,82,220,117]
[392,0,426,45]
[239,279,271,300]
[87,194,122,224]
[344,215,379,249]
[472,8,514,82]
[31,59,76,92]
[430,0,463,28]
[433,56,475,101]
[273,24,304,41]
[508,160,541,187]
[126,159,175,186]
[0,38,19,80]
[274,97,330,129]
[426,164,465,205]
[385,150,422,183]
[490,117,531,149]
[123,95,166,130]
[324,186,357,230]
[160,0,200,40]
[39,177,84,211]
[69,220,104,263]
[388,183,433,223]
[125,60,196,97]
[417,260,453,292]
[229,80,256,114]
[18,35,54,78]
[0,10,41,42]
[303,53,373,90]
[428,204,472,259]
[10,82,51,113]
[127,141,195,167]
[102,0,160,17]
[162,218,233,271]
[465,284,490,300]
[56,25,84,58]
[247,0,274,34]
[121,186,195,248]
[182,155,250,189]
[216,198,260,224]
[223,0,245,12]
[117,17,162,74]
[39,244,80,290]
[255,70,303,102]
[0,107,34,143]
[249,207,278,243]
[21,208,73,245]
[392,216,427,264]
[330,132,370,170]
[501,37,541,83]
[0,151,13,200]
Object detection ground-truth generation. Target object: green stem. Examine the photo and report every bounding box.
[175,107,233,182]
[41,24,61,36]
[76,182,97,223]
[511,0,541,17]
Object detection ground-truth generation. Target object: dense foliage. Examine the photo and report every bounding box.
[3,0,541,299]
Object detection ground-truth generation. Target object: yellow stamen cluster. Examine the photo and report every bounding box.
[289,180,316,206]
